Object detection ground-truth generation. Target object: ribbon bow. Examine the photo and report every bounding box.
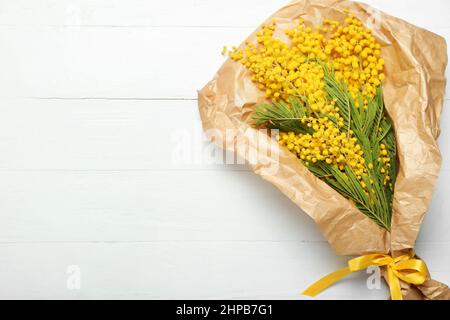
[303,252,428,300]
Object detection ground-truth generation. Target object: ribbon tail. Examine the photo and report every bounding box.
[387,268,403,300]
[303,267,352,297]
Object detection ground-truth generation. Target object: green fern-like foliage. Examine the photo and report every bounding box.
[252,69,398,231]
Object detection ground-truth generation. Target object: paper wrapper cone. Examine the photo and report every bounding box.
[198,0,448,299]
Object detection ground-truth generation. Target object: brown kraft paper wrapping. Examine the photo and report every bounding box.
[198,0,448,299]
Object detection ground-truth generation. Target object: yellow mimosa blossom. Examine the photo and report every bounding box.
[228,13,392,188]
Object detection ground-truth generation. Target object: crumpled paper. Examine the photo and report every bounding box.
[198,0,448,299]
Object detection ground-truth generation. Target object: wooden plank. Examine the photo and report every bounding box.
[0,0,448,30]
[0,241,447,299]
[0,26,250,99]
[0,99,449,171]
[0,27,448,99]
[0,98,244,171]
[0,168,449,243]
[0,169,322,242]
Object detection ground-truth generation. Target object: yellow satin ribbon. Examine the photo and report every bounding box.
[303,252,428,300]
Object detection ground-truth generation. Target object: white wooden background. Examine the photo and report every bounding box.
[0,0,449,300]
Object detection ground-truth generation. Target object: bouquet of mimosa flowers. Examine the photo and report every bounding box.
[198,0,449,300]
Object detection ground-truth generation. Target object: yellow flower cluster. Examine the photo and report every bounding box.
[231,23,341,117]
[320,15,385,101]
[230,13,385,107]
[227,12,391,186]
[378,143,392,187]
[277,118,366,177]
